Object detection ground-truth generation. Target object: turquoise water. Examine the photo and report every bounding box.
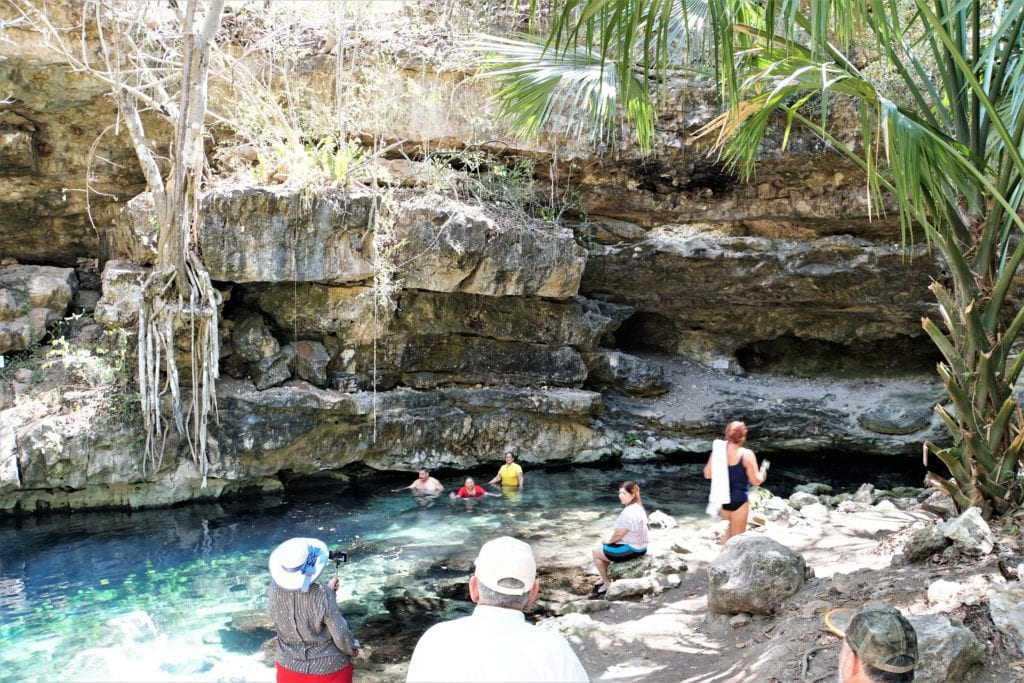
[0,457,924,682]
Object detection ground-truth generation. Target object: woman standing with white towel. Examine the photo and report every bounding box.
[703,421,768,542]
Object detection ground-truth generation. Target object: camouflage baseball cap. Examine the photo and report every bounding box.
[844,603,917,674]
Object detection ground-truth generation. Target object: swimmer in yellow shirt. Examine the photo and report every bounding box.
[488,451,524,490]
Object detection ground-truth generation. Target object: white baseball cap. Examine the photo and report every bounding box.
[474,536,537,595]
[269,537,329,592]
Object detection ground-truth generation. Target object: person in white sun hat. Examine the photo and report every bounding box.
[268,537,365,683]
[405,535,589,682]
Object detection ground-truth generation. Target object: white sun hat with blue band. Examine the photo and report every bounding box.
[270,537,329,592]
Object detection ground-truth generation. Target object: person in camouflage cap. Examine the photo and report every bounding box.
[837,603,917,682]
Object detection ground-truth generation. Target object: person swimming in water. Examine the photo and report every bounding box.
[393,469,444,494]
[450,476,499,499]
[488,452,524,490]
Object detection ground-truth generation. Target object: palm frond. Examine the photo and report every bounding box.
[474,34,650,149]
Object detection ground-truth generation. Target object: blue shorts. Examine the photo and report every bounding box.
[602,543,647,562]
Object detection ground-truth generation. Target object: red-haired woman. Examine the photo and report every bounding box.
[703,421,767,542]
[592,480,648,595]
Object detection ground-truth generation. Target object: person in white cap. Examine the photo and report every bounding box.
[268,537,365,683]
[405,536,589,682]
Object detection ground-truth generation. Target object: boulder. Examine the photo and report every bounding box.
[94,260,147,329]
[707,535,806,614]
[289,340,331,387]
[920,490,958,520]
[903,525,950,563]
[253,346,296,391]
[232,311,280,363]
[800,502,830,521]
[762,496,795,522]
[648,510,677,529]
[939,507,994,556]
[927,579,983,609]
[908,614,984,683]
[794,483,833,495]
[987,586,1024,653]
[0,264,77,353]
[583,350,670,396]
[852,483,876,504]
[605,576,662,600]
[788,491,819,510]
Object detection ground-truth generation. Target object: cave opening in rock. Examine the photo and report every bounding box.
[613,311,678,352]
[735,335,943,377]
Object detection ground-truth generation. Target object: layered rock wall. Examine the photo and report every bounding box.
[0,1,954,512]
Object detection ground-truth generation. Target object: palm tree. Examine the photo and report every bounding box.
[481,0,1024,514]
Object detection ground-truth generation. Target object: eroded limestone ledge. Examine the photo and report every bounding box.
[0,363,948,513]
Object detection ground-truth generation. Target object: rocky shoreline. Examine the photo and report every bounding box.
[325,485,1023,682]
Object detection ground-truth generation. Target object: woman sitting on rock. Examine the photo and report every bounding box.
[592,480,649,595]
[704,420,768,543]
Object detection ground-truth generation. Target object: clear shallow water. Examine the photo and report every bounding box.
[0,457,926,682]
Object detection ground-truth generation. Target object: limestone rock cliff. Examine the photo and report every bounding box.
[0,1,956,512]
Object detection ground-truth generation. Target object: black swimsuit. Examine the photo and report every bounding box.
[721,453,750,511]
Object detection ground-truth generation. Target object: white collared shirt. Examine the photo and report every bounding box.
[406,604,589,682]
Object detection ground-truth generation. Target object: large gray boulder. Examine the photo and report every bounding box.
[903,525,950,563]
[908,614,984,683]
[987,585,1024,653]
[0,264,77,353]
[583,350,670,396]
[232,311,280,363]
[707,535,806,614]
[290,340,331,388]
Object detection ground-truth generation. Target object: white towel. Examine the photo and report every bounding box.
[706,439,731,516]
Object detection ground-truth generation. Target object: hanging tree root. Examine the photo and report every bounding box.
[137,264,220,485]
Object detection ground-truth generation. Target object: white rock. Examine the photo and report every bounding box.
[788,491,819,510]
[800,502,830,521]
[927,579,983,608]
[939,507,994,555]
[987,586,1024,652]
[648,509,678,529]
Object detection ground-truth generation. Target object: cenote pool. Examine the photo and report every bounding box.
[0,456,927,682]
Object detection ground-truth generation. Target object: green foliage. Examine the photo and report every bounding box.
[44,326,132,390]
[425,149,581,226]
[253,138,368,187]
